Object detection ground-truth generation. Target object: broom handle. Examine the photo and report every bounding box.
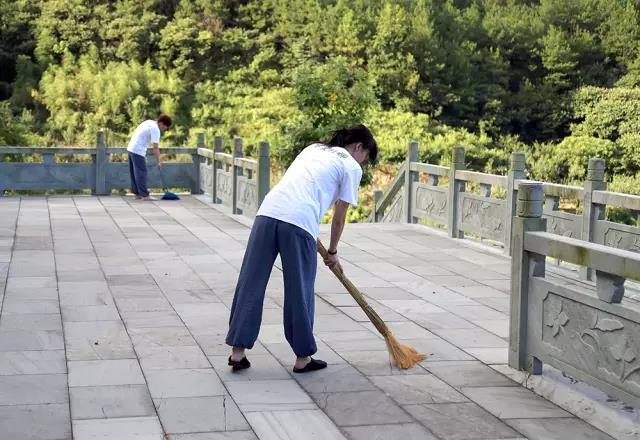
[317,239,390,335]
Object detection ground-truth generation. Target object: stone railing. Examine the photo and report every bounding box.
[372,142,640,259]
[510,181,640,408]
[196,135,270,217]
[0,131,201,195]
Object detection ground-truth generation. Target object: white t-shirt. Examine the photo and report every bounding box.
[127,120,161,156]
[257,143,363,239]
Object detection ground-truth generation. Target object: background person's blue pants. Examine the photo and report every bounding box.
[128,152,149,197]
[226,216,318,357]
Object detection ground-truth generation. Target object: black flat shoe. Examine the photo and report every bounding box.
[293,358,327,373]
[228,355,251,371]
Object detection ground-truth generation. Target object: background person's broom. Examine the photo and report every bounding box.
[317,239,427,369]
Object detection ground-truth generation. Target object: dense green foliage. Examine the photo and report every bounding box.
[2,0,640,195]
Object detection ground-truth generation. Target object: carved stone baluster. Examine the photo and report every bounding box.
[510,181,546,375]
[505,152,527,255]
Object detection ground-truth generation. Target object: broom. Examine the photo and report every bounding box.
[317,239,427,369]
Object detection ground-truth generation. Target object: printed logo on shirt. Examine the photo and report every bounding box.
[316,144,349,159]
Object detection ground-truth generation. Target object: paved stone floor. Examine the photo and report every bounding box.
[0,195,619,439]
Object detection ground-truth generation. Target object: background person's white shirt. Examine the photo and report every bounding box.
[127,120,161,156]
[257,143,363,239]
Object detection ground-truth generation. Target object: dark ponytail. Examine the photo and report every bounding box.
[326,124,378,163]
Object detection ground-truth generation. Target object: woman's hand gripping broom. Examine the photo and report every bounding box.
[317,240,428,369]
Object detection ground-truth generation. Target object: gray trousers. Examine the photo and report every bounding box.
[226,216,318,357]
[128,152,148,197]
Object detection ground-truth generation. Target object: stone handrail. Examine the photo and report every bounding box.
[510,181,640,408]
[370,162,407,222]
[0,132,201,195]
[372,143,640,262]
[196,135,270,217]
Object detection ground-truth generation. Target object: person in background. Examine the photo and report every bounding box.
[226,124,378,373]
[127,114,172,201]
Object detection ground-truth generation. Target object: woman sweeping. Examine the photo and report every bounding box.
[226,125,378,373]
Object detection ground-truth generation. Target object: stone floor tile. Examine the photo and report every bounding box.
[476,296,511,313]
[155,396,249,433]
[405,402,521,440]
[317,293,359,307]
[265,340,345,366]
[64,321,135,361]
[461,386,571,419]
[121,311,184,329]
[146,368,225,398]
[136,345,210,370]
[6,276,56,290]
[0,350,66,375]
[472,319,509,338]
[405,338,475,363]
[211,354,291,382]
[361,321,438,340]
[338,305,406,322]
[245,409,345,440]
[449,305,507,321]
[322,336,387,353]
[2,298,60,314]
[466,347,509,364]
[453,285,508,299]
[294,363,376,393]
[314,314,364,332]
[412,312,477,330]
[312,390,413,427]
[356,287,419,301]
[506,418,615,440]
[481,279,510,293]
[70,384,155,419]
[68,359,145,387]
[226,380,316,412]
[370,374,468,404]
[425,361,516,388]
[0,403,71,440]
[128,326,197,347]
[431,327,508,348]
[3,288,59,303]
[170,431,257,440]
[62,305,120,322]
[0,374,68,405]
[72,416,163,440]
[343,423,438,440]
[340,350,425,376]
[0,329,64,351]
[0,313,61,331]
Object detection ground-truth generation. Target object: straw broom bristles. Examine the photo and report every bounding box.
[317,239,428,369]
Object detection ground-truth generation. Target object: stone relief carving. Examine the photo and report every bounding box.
[200,163,212,193]
[546,215,578,238]
[382,194,403,223]
[542,293,640,393]
[415,186,446,220]
[237,178,257,210]
[460,196,504,236]
[216,170,233,201]
[604,228,640,253]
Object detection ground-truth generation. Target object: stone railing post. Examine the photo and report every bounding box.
[257,141,270,207]
[192,132,205,195]
[581,157,606,280]
[504,152,526,255]
[373,190,383,222]
[232,137,243,214]
[212,136,223,203]
[448,146,466,238]
[509,181,546,375]
[94,131,108,195]
[403,141,419,223]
